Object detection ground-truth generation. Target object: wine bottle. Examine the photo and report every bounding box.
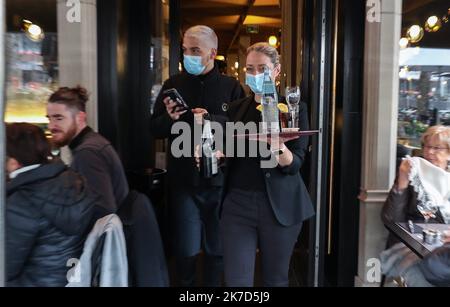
[200,114,218,178]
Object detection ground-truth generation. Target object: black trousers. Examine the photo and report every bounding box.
[170,186,223,287]
[221,189,302,287]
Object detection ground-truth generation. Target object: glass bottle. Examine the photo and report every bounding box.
[261,66,280,134]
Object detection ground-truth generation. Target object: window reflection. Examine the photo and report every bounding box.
[5,0,58,125]
[5,32,58,124]
[398,0,450,150]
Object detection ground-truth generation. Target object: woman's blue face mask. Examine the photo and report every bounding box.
[245,73,264,94]
[183,55,206,76]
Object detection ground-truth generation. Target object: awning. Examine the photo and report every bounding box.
[399,48,450,67]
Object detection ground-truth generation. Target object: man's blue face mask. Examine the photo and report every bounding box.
[183,55,206,76]
[245,73,264,94]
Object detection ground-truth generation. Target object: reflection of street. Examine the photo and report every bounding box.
[439,110,450,125]
[398,119,428,148]
[5,83,54,123]
[398,48,450,150]
[5,33,58,124]
[5,97,49,124]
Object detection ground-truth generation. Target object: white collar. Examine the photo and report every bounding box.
[9,164,41,179]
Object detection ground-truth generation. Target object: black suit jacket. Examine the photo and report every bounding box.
[224,96,315,227]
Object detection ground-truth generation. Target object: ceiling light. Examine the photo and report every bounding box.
[406,25,424,43]
[268,35,278,47]
[215,55,225,61]
[399,37,409,49]
[425,16,442,32]
[22,19,44,42]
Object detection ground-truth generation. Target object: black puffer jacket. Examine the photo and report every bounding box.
[6,161,96,287]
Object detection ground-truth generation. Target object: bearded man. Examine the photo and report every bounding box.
[47,86,128,213]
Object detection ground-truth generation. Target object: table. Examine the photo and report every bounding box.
[385,222,449,258]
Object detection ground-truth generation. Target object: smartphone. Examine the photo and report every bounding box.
[163,88,190,112]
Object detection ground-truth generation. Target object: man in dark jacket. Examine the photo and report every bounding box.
[47,86,129,214]
[6,123,97,287]
[151,25,244,286]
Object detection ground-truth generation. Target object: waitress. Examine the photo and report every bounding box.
[221,42,315,287]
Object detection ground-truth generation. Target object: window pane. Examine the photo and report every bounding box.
[5,0,58,125]
[398,0,450,150]
[5,32,58,124]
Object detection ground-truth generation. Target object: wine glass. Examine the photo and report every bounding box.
[417,201,439,225]
[285,86,301,128]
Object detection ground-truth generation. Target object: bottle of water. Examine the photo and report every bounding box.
[261,66,280,134]
[200,114,218,178]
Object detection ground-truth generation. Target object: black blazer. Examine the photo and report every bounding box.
[224,96,315,227]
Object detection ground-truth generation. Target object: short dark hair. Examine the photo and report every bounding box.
[6,123,50,166]
[48,86,89,112]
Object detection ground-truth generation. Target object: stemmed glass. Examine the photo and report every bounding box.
[285,86,301,128]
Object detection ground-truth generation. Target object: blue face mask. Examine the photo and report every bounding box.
[245,73,264,94]
[183,55,206,76]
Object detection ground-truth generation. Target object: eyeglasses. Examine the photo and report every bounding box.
[423,145,449,152]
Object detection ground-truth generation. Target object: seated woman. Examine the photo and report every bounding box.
[6,123,97,287]
[220,43,315,287]
[382,126,450,236]
[381,125,450,286]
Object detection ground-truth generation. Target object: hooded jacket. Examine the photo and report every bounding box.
[6,161,96,287]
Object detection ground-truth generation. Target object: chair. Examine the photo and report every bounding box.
[67,214,128,287]
[117,190,170,287]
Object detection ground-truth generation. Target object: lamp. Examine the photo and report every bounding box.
[268,35,278,47]
[425,16,442,32]
[406,25,424,44]
[399,37,409,49]
[22,19,44,42]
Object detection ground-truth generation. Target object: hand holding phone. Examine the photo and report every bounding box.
[162,88,191,120]
[163,88,190,112]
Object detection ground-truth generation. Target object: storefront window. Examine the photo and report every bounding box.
[150,0,170,115]
[151,0,171,169]
[397,0,450,150]
[5,0,57,125]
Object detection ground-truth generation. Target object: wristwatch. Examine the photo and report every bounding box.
[271,144,286,155]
